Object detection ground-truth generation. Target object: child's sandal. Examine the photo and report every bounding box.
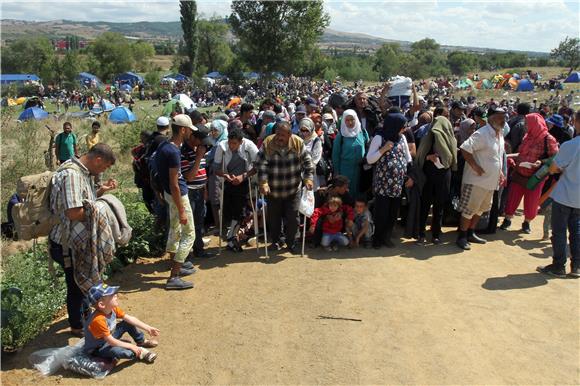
[138,339,159,348]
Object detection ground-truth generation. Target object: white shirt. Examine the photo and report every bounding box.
[460,124,504,191]
[366,135,412,165]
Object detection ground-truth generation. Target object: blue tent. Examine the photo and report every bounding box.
[91,100,116,114]
[18,107,49,121]
[0,74,40,85]
[120,84,133,92]
[78,72,102,87]
[516,79,534,92]
[205,71,225,79]
[243,72,259,80]
[109,106,136,123]
[564,72,580,83]
[163,73,189,82]
[113,72,144,86]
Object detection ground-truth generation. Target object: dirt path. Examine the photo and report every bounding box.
[2,218,579,385]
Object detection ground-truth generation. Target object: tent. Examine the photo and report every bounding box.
[18,107,49,121]
[108,106,136,123]
[0,74,40,85]
[481,79,493,89]
[564,72,580,83]
[113,72,144,86]
[91,100,115,114]
[78,72,102,88]
[205,71,225,79]
[172,94,196,110]
[455,78,474,89]
[226,96,242,109]
[162,99,186,116]
[516,78,534,92]
[163,73,189,82]
[243,72,259,80]
[512,73,521,80]
[120,84,133,92]
[508,77,519,90]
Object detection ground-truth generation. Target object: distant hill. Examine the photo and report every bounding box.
[0,19,549,57]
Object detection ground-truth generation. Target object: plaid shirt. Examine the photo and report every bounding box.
[49,158,97,247]
[257,143,314,199]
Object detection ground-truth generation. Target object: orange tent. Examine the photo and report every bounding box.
[226,97,242,109]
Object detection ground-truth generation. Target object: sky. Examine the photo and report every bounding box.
[1,0,578,52]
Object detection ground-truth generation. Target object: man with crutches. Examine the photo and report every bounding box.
[256,121,314,254]
[213,128,259,253]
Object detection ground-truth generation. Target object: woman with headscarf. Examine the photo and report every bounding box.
[415,116,458,244]
[500,113,558,233]
[299,118,324,189]
[366,113,413,248]
[332,109,369,196]
[457,118,477,146]
[207,119,229,234]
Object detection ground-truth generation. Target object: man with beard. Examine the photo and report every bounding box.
[455,106,506,250]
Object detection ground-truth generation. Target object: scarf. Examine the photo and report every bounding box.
[340,109,362,138]
[381,113,407,143]
[518,113,548,157]
[211,119,228,143]
[458,118,475,145]
[310,113,324,137]
[299,117,317,143]
[263,132,304,158]
[430,116,458,170]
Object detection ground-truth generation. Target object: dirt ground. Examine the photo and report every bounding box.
[2,215,579,385]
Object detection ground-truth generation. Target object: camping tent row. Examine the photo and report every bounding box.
[0,74,41,85]
[78,72,102,88]
[564,72,580,83]
[454,74,535,92]
[203,71,284,80]
[113,72,144,87]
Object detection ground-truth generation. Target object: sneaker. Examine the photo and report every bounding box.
[272,242,284,251]
[415,237,427,246]
[137,339,159,348]
[287,243,298,254]
[500,218,511,230]
[323,246,333,252]
[182,261,195,270]
[456,238,471,250]
[193,250,217,259]
[166,276,194,290]
[432,237,442,245]
[467,232,487,244]
[536,264,566,278]
[138,348,158,363]
[569,265,580,278]
[227,244,243,253]
[179,267,197,277]
[522,221,531,234]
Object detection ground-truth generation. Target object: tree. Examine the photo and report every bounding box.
[180,0,199,76]
[0,37,56,82]
[409,38,448,78]
[550,36,580,69]
[197,19,233,73]
[88,32,134,82]
[131,41,156,72]
[447,51,478,75]
[229,0,329,75]
[374,43,402,80]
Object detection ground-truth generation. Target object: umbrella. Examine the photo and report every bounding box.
[171,94,196,110]
[108,106,136,123]
[18,107,49,121]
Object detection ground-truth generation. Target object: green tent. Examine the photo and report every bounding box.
[162,99,183,117]
[455,78,474,89]
[481,79,493,89]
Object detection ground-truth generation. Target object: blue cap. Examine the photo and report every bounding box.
[88,283,120,305]
[546,114,564,129]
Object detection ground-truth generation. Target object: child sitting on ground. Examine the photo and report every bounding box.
[83,283,159,364]
[310,196,354,251]
[351,198,374,248]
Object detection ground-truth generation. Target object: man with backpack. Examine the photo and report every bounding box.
[54,122,78,164]
[49,143,118,337]
[153,114,197,290]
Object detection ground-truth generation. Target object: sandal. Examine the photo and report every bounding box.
[138,339,159,348]
[139,348,158,363]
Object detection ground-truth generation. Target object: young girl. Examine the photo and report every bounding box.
[310,196,353,251]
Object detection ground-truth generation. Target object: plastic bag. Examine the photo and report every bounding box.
[298,187,315,218]
[63,352,114,379]
[387,76,413,97]
[29,339,84,376]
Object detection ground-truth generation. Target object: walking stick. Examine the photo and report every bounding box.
[301,214,307,257]
[218,154,225,255]
[248,177,260,256]
[261,194,268,258]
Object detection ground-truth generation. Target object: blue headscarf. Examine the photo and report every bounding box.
[211,119,228,143]
[381,113,407,143]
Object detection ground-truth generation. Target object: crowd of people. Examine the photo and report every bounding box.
[37,78,579,368]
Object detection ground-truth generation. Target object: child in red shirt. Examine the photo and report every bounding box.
[310,196,354,251]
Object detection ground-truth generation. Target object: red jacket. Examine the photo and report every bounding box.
[311,204,354,234]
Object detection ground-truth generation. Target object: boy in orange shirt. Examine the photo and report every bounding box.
[83,283,159,364]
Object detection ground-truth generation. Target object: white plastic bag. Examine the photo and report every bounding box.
[298,187,315,218]
[387,76,413,97]
[29,338,84,376]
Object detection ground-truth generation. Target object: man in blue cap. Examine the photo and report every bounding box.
[547,114,572,145]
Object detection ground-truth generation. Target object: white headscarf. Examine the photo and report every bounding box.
[340,109,362,138]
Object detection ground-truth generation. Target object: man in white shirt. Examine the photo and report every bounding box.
[456,106,506,250]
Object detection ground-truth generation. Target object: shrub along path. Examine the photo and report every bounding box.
[1,216,579,385]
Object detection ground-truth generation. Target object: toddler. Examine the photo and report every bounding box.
[310,196,353,251]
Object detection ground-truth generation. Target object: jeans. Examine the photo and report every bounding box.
[267,193,299,246]
[551,201,580,270]
[188,188,206,253]
[164,192,195,263]
[49,240,89,330]
[321,233,349,247]
[94,321,145,360]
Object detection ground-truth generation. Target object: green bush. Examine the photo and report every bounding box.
[1,247,66,351]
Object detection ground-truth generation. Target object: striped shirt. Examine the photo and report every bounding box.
[49,158,97,246]
[257,143,314,199]
[180,142,207,190]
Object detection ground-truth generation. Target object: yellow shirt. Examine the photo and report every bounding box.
[86,132,100,150]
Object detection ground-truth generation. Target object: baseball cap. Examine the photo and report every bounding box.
[487,106,506,117]
[156,116,170,127]
[88,283,119,305]
[172,114,195,130]
[323,113,334,121]
[262,110,276,120]
[451,101,467,110]
[192,124,215,146]
[295,105,307,114]
[546,114,564,128]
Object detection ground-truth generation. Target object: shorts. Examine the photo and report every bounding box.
[457,183,494,220]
